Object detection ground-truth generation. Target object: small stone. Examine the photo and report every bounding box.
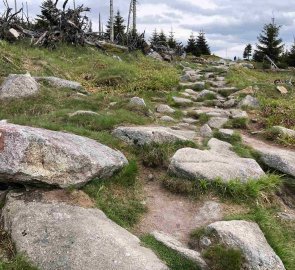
[156,104,175,114]
[129,97,146,107]
[223,99,236,109]
[160,116,175,122]
[69,110,99,117]
[148,174,154,181]
[200,124,213,138]
[172,97,193,106]
[277,86,288,94]
[219,129,235,139]
[230,109,248,119]
[199,237,212,249]
[207,117,228,129]
[238,95,260,109]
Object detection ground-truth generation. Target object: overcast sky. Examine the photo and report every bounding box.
[2,0,295,58]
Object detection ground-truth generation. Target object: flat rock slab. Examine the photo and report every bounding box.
[35,76,85,92]
[173,97,193,106]
[243,135,295,178]
[207,220,285,270]
[207,117,228,129]
[152,231,208,270]
[113,126,197,146]
[2,192,167,270]
[169,138,265,182]
[0,74,39,99]
[0,123,127,188]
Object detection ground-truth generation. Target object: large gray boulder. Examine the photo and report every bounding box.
[2,192,167,270]
[0,74,39,99]
[207,220,285,270]
[168,139,265,182]
[238,95,260,109]
[113,126,196,146]
[207,117,228,129]
[35,76,84,92]
[0,123,127,188]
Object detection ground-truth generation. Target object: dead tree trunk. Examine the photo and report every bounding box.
[132,0,136,34]
[126,0,132,35]
[110,0,114,42]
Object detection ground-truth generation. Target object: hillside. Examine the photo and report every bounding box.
[0,41,295,270]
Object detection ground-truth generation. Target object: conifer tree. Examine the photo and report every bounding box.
[106,11,126,40]
[168,30,177,49]
[150,29,159,45]
[243,44,252,60]
[196,31,211,55]
[255,20,284,62]
[35,0,59,30]
[158,30,167,44]
[186,33,200,56]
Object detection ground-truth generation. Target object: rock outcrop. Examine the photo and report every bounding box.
[0,123,128,188]
[2,192,167,270]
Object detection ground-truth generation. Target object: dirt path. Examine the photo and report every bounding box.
[134,178,223,244]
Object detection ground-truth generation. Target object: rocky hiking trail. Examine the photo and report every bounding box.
[0,58,294,270]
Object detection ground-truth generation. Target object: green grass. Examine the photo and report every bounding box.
[227,207,295,270]
[203,245,244,270]
[135,141,198,168]
[163,174,282,203]
[0,256,38,270]
[213,130,242,144]
[83,161,146,228]
[263,127,295,146]
[225,117,249,129]
[198,113,211,125]
[141,235,201,270]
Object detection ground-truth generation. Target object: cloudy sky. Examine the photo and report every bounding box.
[2,0,295,58]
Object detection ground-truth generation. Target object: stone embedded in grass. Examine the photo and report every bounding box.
[206,220,286,270]
[156,104,175,114]
[183,118,198,124]
[195,90,217,101]
[207,117,228,129]
[160,116,176,122]
[172,97,193,106]
[273,126,295,139]
[113,126,197,146]
[2,192,168,270]
[0,74,39,100]
[168,138,265,183]
[238,95,260,109]
[179,81,205,91]
[35,76,85,92]
[151,231,208,270]
[230,109,249,119]
[0,123,128,188]
[68,110,99,117]
[129,97,146,107]
[200,124,213,138]
[222,99,236,109]
[184,89,198,96]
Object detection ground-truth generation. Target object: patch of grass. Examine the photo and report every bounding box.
[228,207,295,270]
[83,161,146,228]
[163,174,282,203]
[263,127,295,147]
[0,256,39,270]
[197,93,216,102]
[198,113,211,125]
[203,245,244,270]
[141,235,201,270]
[213,130,242,144]
[135,141,198,168]
[225,117,249,129]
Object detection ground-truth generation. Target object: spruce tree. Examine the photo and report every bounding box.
[186,33,200,56]
[243,44,252,60]
[150,29,159,45]
[158,30,167,44]
[35,0,60,30]
[168,30,177,49]
[287,41,295,67]
[106,11,126,40]
[196,31,211,55]
[255,20,284,62]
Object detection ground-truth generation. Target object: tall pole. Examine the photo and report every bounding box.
[99,13,101,36]
[132,0,136,34]
[110,0,114,42]
[127,0,132,35]
[73,0,76,9]
[14,0,17,13]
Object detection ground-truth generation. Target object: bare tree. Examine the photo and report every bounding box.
[126,0,132,35]
[110,0,114,42]
[132,0,136,34]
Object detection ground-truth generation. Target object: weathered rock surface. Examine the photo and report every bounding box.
[130,97,146,107]
[200,124,213,138]
[0,123,128,188]
[230,109,249,119]
[152,231,208,270]
[207,117,228,129]
[173,97,193,106]
[179,82,205,91]
[0,74,39,99]
[207,220,285,270]
[169,138,265,182]
[195,90,217,101]
[273,126,295,138]
[218,129,235,139]
[160,116,175,122]
[2,192,167,270]
[243,135,295,178]
[156,104,175,114]
[238,95,260,109]
[113,126,196,146]
[35,76,84,91]
[69,110,99,117]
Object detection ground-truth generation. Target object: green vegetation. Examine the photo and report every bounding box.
[135,141,198,168]
[141,235,200,270]
[225,117,249,129]
[264,127,295,146]
[163,174,282,203]
[0,256,38,270]
[204,245,244,270]
[84,161,146,228]
[198,113,211,124]
[228,207,295,270]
